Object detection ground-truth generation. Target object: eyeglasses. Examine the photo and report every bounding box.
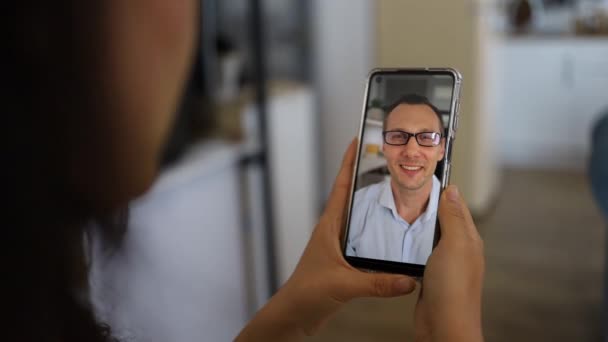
[382,130,442,147]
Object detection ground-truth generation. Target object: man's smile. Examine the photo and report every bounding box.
[398,163,425,176]
[400,165,422,171]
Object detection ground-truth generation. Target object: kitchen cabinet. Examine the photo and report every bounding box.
[495,38,608,169]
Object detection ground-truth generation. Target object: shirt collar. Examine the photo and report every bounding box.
[377,175,441,223]
[378,177,398,220]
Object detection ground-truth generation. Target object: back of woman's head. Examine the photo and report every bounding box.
[5,2,120,340]
[5,1,197,340]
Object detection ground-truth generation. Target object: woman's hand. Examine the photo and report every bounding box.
[236,140,417,341]
[414,186,485,342]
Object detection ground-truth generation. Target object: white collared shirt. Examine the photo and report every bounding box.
[346,175,440,265]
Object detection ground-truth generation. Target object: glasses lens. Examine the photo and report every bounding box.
[417,132,440,146]
[385,131,408,145]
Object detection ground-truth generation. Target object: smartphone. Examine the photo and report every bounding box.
[342,68,462,277]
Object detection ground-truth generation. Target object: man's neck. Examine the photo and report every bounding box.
[390,177,433,224]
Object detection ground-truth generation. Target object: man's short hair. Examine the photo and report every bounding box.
[382,94,445,134]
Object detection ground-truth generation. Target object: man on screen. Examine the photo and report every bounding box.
[346,94,446,265]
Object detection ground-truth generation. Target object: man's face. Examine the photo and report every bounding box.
[383,104,445,192]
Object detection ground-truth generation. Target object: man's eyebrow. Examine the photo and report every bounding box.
[385,127,441,134]
[412,127,440,133]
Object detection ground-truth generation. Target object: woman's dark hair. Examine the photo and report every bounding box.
[5,2,121,341]
[382,94,445,134]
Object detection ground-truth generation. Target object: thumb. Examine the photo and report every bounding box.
[438,185,476,239]
[340,272,416,300]
[324,138,357,219]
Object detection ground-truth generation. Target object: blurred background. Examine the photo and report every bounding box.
[99,0,608,341]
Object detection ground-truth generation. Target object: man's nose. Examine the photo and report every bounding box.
[400,137,422,157]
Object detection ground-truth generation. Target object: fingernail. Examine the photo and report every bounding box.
[446,186,460,202]
[394,277,414,293]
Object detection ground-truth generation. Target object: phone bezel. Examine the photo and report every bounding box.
[342,67,463,277]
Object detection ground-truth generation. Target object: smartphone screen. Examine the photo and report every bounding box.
[343,68,460,276]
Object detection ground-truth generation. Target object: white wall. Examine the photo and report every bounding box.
[90,143,248,341]
[312,0,375,198]
[473,7,502,212]
[266,88,318,284]
[374,0,501,215]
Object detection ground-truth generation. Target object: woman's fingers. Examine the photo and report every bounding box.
[335,271,416,301]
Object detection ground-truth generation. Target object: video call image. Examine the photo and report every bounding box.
[345,73,454,265]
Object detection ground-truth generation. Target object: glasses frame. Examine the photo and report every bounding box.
[382,130,443,147]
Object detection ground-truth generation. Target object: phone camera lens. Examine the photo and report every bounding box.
[375,76,383,83]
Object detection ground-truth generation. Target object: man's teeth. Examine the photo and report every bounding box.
[400,165,422,171]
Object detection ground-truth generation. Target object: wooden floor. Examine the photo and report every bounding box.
[310,169,606,342]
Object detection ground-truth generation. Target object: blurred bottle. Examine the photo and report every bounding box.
[365,144,380,156]
[509,0,534,34]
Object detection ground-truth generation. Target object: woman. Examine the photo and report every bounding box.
[4,1,484,341]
